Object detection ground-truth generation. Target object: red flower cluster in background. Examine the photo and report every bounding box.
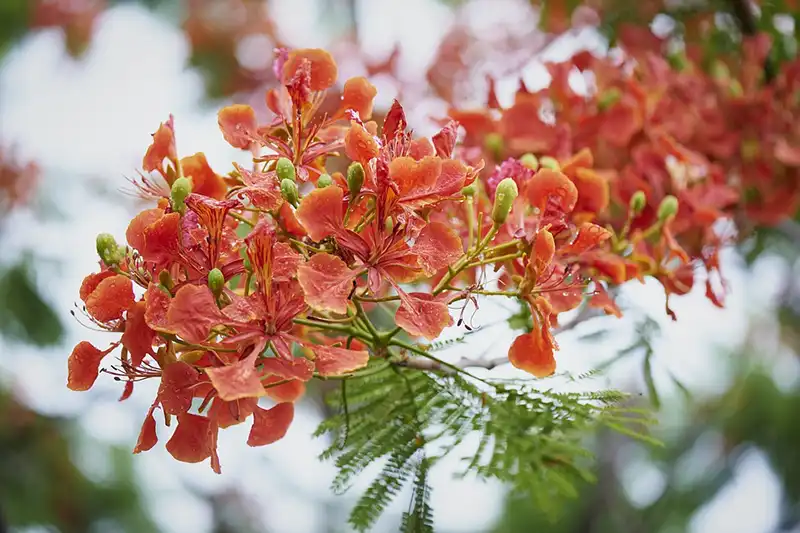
[67,36,798,472]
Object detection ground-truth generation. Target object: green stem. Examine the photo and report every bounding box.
[389,340,495,387]
[229,212,254,227]
[433,224,500,294]
[354,300,381,341]
[466,251,524,269]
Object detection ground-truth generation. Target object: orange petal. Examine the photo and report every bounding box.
[573,167,610,215]
[166,284,227,344]
[206,353,266,402]
[560,223,611,256]
[526,169,578,213]
[158,361,200,415]
[295,185,345,241]
[79,270,115,302]
[412,222,463,276]
[508,330,556,378]
[389,156,441,197]
[211,397,259,429]
[340,76,377,120]
[283,48,338,91]
[143,116,177,175]
[409,138,435,160]
[345,120,380,163]
[85,274,134,322]
[263,376,306,403]
[395,293,453,341]
[247,402,294,447]
[133,401,159,454]
[121,301,155,367]
[297,253,358,314]
[144,283,172,332]
[260,356,314,381]
[181,153,227,200]
[218,104,257,150]
[141,212,181,265]
[310,344,369,376]
[166,413,214,464]
[67,341,114,391]
[126,208,162,251]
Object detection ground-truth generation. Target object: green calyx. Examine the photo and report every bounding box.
[281,178,300,207]
[170,177,192,214]
[96,233,123,266]
[276,157,296,182]
[317,173,333,188]
[347,162,364,199]
[492,178,519,225]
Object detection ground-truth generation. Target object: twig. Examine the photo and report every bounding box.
[400,355,510,372]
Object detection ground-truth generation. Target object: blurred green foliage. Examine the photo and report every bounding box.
[0,259,64,347]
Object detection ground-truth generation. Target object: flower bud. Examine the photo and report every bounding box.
[317,173,332,188]
[208,268,225,297]
[461,182,477,196]
[520,153,539,171]
[539,156,560,171]
[170,177,192,213]
[276,157,296,182]
[347,162,364,199]
[491,178,518,225]
[629,191,646,215]
[484,132,503,159]
[158,270,173,290]
[657,195,679,222]
[96,233,122,266]
[280,178,299,207]
[384,216,394,233]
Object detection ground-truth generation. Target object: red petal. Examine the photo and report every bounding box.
[273,242,302,281]
[283,48,338,91]
[233,163,283,211]
[126,208,162,251]
[560,223,611,256]
[206,353,266,401]
[141,212,181,266]
[158,361,200,415]
[432,120,459,159]
[218,104,257,150]
[67,341,114,391]
[297,253,358,314]
[264,377,306,403]
[166,284,227,344]
[382,100,407,141]
[260,356,314,381]
[295,185,345,241]
[121,301,155,367]
[211,397,258,429]
[412,222,463,276]
[144,283,172,332]
[395,292,453,341]
[508,330,556,378]
[345,120,380,163]
[143,116,177,174]
[409,138,435,160]
[340,76,378,120]
[185,194,241,267]
[247,403,294,447]
[389,156,441,196]
[78,270,115,302]
[775,138,800,167]
[310,344,369,376]
[589,283,622,318]
[85,274,134,322]
[181,153,227,200]
[573,168,610,215]
[166,413,214,464]
[526,169,578,213]
[133,401,158,453]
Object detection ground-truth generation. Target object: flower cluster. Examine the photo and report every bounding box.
[67,41,794,471]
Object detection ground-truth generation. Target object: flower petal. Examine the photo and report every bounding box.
[412,222,463,276]
[260,356,314,381]
[395,292,453,341]
[297,253,358,314]
[345,120,380,163]
[283,48,337,91]
[211,397,258,429]
[143,115,177,174]
[144,283,173,332]
[85,274,134,322]
[247,402,294,447]
[295,185,345,241]
[166,284,227,344]
[233,163,283,211]
[181,153,227,200]
[158,361,200,415]
[205,353,266,402]
[559,222,611,256]
[340,76,378,120]
[78,270,115,302]
[121,301,155,367]
[218,104,257,150]
[526,168,578,213]
[67,341,114,391]
[166,413,214,464]
[508,330,556,378]
[133,401,159,454]
[309,344,369,376]
[126,208,162,251]
[264,377,306,403]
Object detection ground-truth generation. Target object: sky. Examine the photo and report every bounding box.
[0,1,797,532]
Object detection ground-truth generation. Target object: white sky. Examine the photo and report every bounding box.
[0,1,798,532]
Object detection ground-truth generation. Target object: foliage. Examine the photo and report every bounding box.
[0,259,64,347]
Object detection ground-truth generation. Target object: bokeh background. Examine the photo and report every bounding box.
[1,1,799,532]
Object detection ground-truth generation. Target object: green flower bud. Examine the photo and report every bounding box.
[208,268,225,297]
[347,162,364,199]
[629,191,647,215]
[729,80,744,98]
[317,173,332,188]
[484,132,504,159]
[491,178,518,225]
[461,182,477,196]
[276,157,296,182]
[280,178,299,207]
[519,153,539,171]
[710,60,730,83]
[597,87,621,111]
[96,233,122,266]
[170,177,192,213]
[657,195,679,222]
[158,270,173,291]
[539,156,560,171]
[384,216,394,233]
